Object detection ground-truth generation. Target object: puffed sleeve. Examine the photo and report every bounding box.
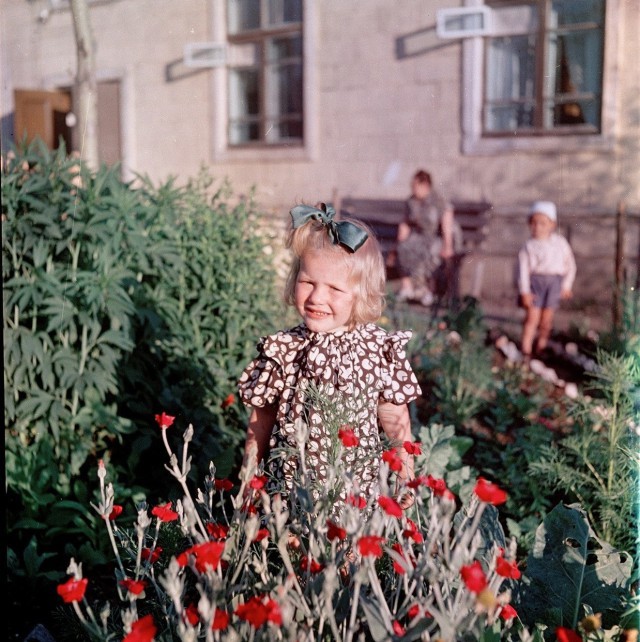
[237,337,285,407]
[380,330,422,404]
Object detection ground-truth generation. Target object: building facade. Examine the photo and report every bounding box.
[2,0,639,314]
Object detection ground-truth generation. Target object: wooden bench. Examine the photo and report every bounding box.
[338,197,492,303]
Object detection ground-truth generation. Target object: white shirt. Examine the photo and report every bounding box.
[517,233,577,295]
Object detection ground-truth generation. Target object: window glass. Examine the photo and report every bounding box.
[227,0,303,146]
[484,0,604,135]
[228,0,260,34]
[485,34,536,130]
[552,0,604,26]
[268,0,303,26]
[229,69,260,144]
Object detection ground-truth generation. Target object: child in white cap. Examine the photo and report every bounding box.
[517,201,577,359]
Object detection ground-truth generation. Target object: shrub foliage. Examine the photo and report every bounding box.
[3,142,284,636]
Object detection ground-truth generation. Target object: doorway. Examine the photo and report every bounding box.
[13,80,123,171]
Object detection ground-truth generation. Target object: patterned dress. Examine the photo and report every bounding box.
[238,323,422,505]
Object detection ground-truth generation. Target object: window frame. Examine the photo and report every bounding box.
[461,0,620,155]
[210,0,317,162]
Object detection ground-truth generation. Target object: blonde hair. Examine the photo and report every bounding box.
[283,216,386,329]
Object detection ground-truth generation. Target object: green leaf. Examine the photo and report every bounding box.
[518,503,633,630]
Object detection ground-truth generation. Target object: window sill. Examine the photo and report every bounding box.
[216,144,310,163]
[462,132,616,155]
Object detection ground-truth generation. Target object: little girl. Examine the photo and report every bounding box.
[238,202,422,508]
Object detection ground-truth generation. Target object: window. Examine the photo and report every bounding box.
[483,0,604,135]
[227,0,303,146]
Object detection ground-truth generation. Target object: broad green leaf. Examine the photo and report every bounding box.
[518,503,633,630]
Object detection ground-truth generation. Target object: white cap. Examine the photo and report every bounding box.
[530,200,557,222]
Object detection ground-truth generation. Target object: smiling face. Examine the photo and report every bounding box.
[294,249,356,333]
[529,212,556,240]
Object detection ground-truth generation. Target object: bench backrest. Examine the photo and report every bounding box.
[339,197,492,254]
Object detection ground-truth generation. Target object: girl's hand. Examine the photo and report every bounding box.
[561,289,573,300]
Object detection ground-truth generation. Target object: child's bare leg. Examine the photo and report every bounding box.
[521,307,541,356]
[535,308,555,353]
[400,276,413,292]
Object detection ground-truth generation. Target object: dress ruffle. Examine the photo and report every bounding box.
[238,324,420,408]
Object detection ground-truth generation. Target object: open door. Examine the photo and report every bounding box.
[13,82,122,171]
[14,88,73,151]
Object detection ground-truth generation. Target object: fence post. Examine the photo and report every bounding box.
[613,200,626,330]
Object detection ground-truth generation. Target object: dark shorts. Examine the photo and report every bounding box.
[530,274,563,309]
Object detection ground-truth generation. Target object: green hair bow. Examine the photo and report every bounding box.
[289,202,368,253]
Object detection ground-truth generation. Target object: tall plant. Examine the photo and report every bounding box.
[528,349,639,560]
[3,141,284,639]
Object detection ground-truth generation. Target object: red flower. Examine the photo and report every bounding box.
[56,577,88,603]
[500,604,518,621]
[496,555,521,580]
[151,502,179,522]
[556,627,582,642]
[407,476,425,489]
[249,475,268,490]
[141,546,162,564]
[221,393,235,409]
[154,412,175,429]
[206,522,229,540]
[402,519,424,543]
[123,614,157,642]
[212,608,230,631]
[106,504,123,520]
[214,478,234,492]
[300,555,325,573]
[357,535,385,558]
[425,474,448,496]
[241,502,258,515]
[120,578,147,595]
[403,440,422,455]
[378,495,403,518]
[326,520,347,541]
[235,595,282,628]
[442,488,457,502]
[189,541,226,573]
[393,620,406,636]
[347,494,367,509]
[338,426,360,447]
[473,478,508,505]
[253,528,269,542]
[184,603,200,626]
[460,560,488,593]
[382,448,403,472]
[407,604,420,620]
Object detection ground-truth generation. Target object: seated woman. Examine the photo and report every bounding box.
[395,169,457,306]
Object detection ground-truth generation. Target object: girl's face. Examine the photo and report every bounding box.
[529,213,556,240]
[294,249,356,333]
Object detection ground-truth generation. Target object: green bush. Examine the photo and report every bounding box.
[3,141,285,638]
[528,349,640,559]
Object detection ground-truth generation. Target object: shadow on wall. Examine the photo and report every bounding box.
[395,25,454,59]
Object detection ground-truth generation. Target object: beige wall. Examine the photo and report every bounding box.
[2,0,639,310]
[1,0,213,181]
